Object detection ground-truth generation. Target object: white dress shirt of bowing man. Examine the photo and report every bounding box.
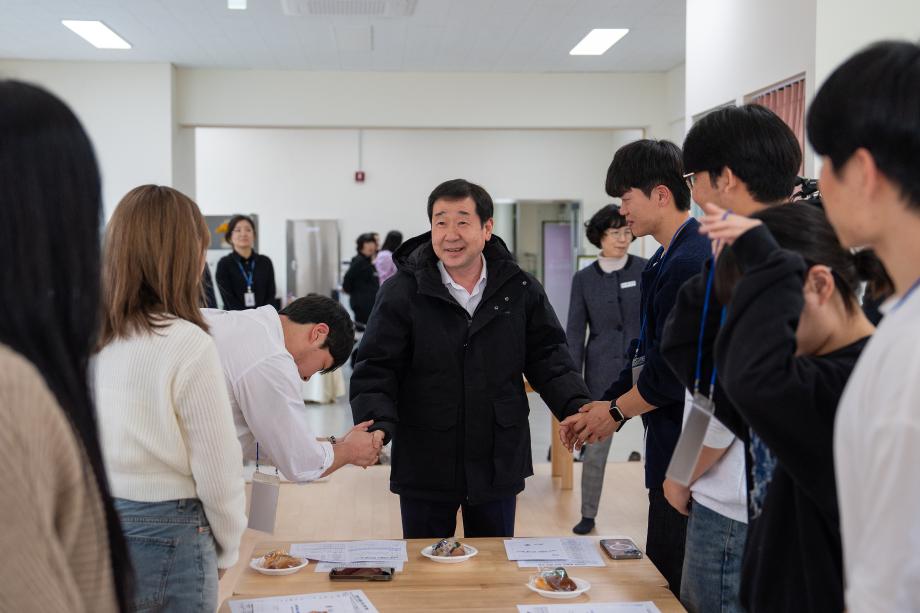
[203,294,382,481]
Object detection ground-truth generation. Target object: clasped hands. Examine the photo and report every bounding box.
[558,401,618,452]
[338,420,386,468]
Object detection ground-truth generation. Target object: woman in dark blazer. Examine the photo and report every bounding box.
[215,214,278,310]
[567,204,646,534]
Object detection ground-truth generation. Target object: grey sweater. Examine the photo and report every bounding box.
[566,256,646,398]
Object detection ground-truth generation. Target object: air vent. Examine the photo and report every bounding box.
[281,0,417,17]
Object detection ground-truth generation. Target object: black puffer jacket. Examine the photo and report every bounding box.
[350,232,591,504]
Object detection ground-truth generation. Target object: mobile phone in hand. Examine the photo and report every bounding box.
[600,538,643,560]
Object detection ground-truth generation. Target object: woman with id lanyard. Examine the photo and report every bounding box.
[216,214,279,310]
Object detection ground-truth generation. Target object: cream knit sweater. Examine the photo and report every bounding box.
[0,344,118,612]
[94,319,247,568]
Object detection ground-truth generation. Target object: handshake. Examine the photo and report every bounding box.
[335,420,386,468]
[558,400,619,451]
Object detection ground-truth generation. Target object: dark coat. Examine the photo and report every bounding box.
[342,254,380,324]
[662,225,866,613]
[215,251,279,310]
[350,232,591,504]
[566,256,646,398]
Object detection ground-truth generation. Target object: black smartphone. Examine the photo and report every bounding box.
[600,538,643,560]
[329,567,395,581]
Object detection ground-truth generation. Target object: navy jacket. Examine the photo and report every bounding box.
[350,232,591,504]
[602,217,710,489]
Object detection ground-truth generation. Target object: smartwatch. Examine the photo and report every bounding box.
[609,404,629,432]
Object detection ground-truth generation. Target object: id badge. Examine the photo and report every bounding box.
[244,289,256,307]
[247,470,280,533]
[666,391,716,486]
[631,356,646,385]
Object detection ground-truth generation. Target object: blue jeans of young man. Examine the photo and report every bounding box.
[115,498,218,613]
[680,501,747,613]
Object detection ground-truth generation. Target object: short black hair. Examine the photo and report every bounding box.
[355,232,377,254]
[683,104,802,203]
[585,204,629,248]
[605,139,691,211]
[280,294,355,372]
[427,178,494,225]
[808,40,920,211]
[225,214,256,244]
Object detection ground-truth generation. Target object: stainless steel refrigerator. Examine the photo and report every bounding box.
[286,220,341,301]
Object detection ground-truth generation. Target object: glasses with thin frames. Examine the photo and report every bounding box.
[604,228,633,241]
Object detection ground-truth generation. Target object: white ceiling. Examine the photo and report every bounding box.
[0,0,685,73]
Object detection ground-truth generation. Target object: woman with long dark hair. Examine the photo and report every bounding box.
[375,230,403,285]
[0,81,131,610]
[663,202,879,612]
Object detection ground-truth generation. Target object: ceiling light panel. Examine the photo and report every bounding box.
[569,28,629,56]
[62,20,131,49]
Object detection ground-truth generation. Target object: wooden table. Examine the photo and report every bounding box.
[221,538,684,612]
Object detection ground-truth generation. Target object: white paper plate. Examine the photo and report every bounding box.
[249,555,309,575]
[420,544,479,563]
[526,577,591,599]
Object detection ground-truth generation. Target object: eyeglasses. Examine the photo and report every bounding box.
[683,172,697,188]
[603,228,633,240]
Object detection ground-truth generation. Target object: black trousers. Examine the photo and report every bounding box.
[646,487,688,597]
[399,496,517,539]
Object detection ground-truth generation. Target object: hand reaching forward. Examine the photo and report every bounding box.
[341,427,380,468]
[559,401,616,451]
[698,201,762,254]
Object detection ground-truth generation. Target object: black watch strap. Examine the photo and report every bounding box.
[609,404,629,431]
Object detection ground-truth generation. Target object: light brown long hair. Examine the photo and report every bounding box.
[98,185,210,347]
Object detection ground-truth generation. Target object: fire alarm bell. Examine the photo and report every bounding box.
[355,171,366,183]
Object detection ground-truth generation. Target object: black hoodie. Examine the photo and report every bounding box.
[350,232,591,504]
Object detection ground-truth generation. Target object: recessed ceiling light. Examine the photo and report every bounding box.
[569,28,629,56]
[228,0,247,9]
[61,20,131,49]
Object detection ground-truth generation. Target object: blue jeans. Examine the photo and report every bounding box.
[680,501,747,613]
[115,498,218,613]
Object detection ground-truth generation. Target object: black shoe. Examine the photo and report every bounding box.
[572,517,595,535]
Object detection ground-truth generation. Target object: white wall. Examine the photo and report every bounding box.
[0,60,175,217]
[665,63,687,145]
[686,0,816,119]
[815,0,920,87]
[177,68,668,131]
[195,127,643,297]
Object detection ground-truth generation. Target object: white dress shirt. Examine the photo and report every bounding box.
[437,254,488,316]
[203,306,333,482]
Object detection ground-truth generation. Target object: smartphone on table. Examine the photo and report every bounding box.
[600,538,643,560]
[329,567,395,581]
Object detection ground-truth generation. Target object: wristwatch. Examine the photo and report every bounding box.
[328,434,337,445]
[609,404,629,431]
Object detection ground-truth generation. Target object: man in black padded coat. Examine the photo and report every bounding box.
[350,178,591,539]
